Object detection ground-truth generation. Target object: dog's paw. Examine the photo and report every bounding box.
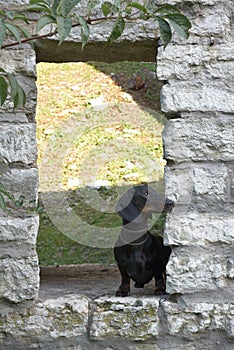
[154,288,166,296]
[115,289,129,297]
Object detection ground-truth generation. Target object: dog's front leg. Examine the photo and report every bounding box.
[115,264,130,297]
[154,270,166,295]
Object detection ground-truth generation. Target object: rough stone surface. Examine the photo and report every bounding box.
[0,168,38,206]
[0,124,37,164]
[0,292,233,349]
[164,213,234,247]
[163,114,234,162]
[161,82,234,113]
[166,246,233,294]
[90,296,159,340]
[0,48,37,116]
[0,215,39,244]
[157,44,234,81]
[0,255,39,303]
[0,294,90,347]
[162,299,234,339]
[164,162,233,213]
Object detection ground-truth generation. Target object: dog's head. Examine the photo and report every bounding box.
[116,184,173,224]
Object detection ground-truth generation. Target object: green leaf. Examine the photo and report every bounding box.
[155,4,180,15]
[15,195,25,208]
[12,14,30,24]
[26,3,51,13]
[14,85,26,108]
[17,26,31,39]
[51,0,61,16]
[7,73,18,99]
[37,15,56,31]
[5,22,22,43]
[0,183,15,201]
[77,15,90,50]
[86,0,100,15]
[5,11,15,20]
[101,1,114,17]
[6,73,26,108]
[57,0,81,17]
[157,17,172,48]
[164,13,191,39]
[56,15,72,45]
[0,76,8,106]
[0,18,6,48]
[29,0,50,6]
[107,17,125,45]
[29,0,49,4]
[126,2,148,14]
[0,194,6,211]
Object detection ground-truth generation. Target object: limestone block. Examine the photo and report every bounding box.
[163,114,234,162]
[0,48,36,77]
[157,0,226,5]
[0,255,39,303]
[161,81,234,113]
[90,296,159,340]
[166,246,233,294]
[0,215,39,244]
[0,75,37,115]
[0,168,38,206]
[227,258,234,279]
[0,112,28,123]
[0,49,37,115]
[164,213,234,246]
[162,300,234,340]
[164,163,231,212]
[0,124,37,164]
[157,44,234,81]
[191,12,231,37]
[0,294,89,340]
[17,75,37,115]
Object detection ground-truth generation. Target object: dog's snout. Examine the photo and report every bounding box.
[165,198,174,208]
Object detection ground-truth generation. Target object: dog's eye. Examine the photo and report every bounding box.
[144,191,148,196]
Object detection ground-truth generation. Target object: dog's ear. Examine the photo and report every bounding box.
[115,188,143,223]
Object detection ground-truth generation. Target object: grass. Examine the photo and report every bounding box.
[36,61,165,266]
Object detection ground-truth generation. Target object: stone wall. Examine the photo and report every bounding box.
[0,45,40,304]
[0,0,233,349]
[157,0,234,297]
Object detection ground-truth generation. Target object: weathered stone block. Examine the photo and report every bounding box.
[166,246,233,294]
[162,299,234,340]
[0,75,37,115]
[0,48,36,77]
[161,81,234,113]
[90,296,159,340]
[163,114,234,162]
[0,168,38,206]
[0,124,37,164]
[0,255,39,303]
[164,163,231,212]
[0,294,89,341]
[157,44,234,81]
[0,112,28,123]
[164,212,234,246]
[0,215,39,244]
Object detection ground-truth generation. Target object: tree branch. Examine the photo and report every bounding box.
[1,13,141,49]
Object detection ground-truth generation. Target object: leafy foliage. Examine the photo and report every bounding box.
[0,68,26,108]
[0,181,43,212]
[0,0,191,108]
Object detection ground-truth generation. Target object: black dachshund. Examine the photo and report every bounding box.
[114,184,173,297]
